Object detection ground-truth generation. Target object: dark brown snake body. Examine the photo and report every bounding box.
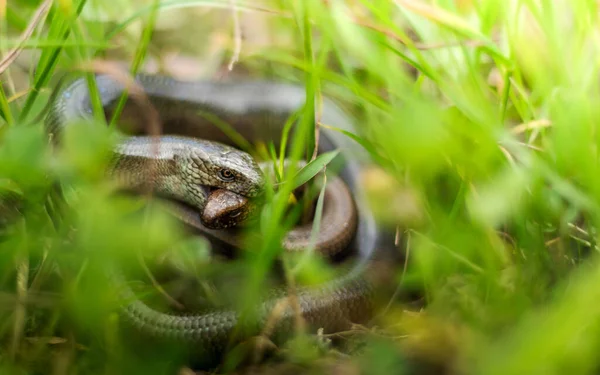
[45,74,383,368]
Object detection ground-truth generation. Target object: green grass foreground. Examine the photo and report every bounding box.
[2,0,600,374]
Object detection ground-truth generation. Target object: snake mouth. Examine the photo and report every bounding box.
[168,198,244,232]
[201,189,253,230]
[162,186,256,232]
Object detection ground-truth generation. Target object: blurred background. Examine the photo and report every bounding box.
[3,0,600,374]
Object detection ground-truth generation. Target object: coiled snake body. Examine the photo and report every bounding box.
[46,74,382,367]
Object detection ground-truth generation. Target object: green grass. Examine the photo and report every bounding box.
[2,0,600,374]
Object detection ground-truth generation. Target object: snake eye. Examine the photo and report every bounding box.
[229,210,241,218]
[218,168,235,182]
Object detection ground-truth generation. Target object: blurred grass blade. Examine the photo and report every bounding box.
[291,177,327,275]
[278,110,302,176]
[474,259,600,375]
[395,0,510,65]
[105,0,271,41]
[194,110,254,153]
[18,0,88,122]
[108,0,159,128]
[295,0,317,160]
[0,0,51,75]
[0,85,14,125]
[292,150,339,190]
[320,123,390,167]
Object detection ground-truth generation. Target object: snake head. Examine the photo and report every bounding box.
[178,139,265,199]
[201,189,259,229]
[204,149,265,197]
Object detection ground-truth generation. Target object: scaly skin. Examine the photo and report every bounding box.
[45,73,382,368]
[202,175,358,256]
[109,135,264,212]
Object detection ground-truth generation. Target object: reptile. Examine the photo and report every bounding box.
[45,73,383,368]
[201,171,357,255]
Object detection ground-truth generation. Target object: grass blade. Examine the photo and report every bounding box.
[18,0,88,122]
[108,0,160,129]
[291,150,340,190]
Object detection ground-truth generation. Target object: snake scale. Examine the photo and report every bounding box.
[45,74,383,368]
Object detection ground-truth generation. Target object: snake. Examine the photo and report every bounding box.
[45,73,383,368]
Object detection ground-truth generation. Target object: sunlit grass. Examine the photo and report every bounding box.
[3,0,600,374]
